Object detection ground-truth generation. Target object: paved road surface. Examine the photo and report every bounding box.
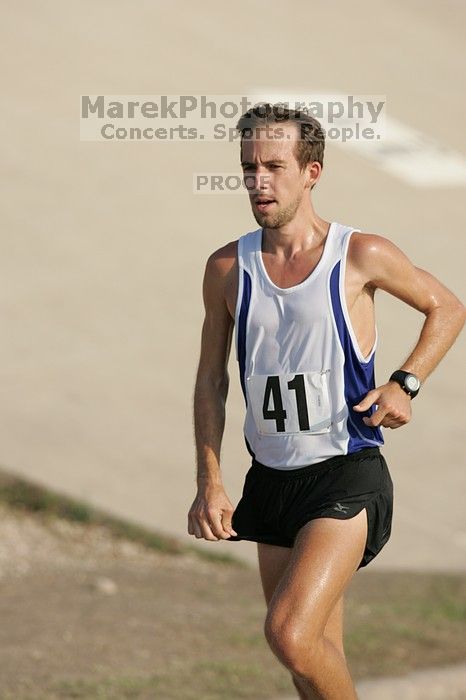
[1,0,465,572]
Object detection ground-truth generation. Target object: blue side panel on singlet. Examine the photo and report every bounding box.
[329,261,384,451]
[238,268,252,406]
[237,268,255,458]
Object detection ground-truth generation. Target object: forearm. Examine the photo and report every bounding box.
[398,303,465,384]
[194,374,229,487]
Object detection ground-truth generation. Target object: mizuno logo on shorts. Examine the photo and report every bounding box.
[333,503,349,512]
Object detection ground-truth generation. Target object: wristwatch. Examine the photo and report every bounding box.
[389,370,421,399]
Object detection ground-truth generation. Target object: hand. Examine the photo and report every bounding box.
[353,381,412,429]
[187,483,238,541]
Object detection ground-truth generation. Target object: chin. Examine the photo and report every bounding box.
[255,215,282,229]
[252,209,276,227]
[254,214,271,228]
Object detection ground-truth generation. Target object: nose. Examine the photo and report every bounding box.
[244,169,271,195]
[257,171,270,191]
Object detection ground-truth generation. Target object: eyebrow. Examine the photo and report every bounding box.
[241,159,287,167]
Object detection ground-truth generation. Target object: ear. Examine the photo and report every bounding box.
[307,161,322,189]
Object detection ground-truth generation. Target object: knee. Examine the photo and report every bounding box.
[264,615,321,677]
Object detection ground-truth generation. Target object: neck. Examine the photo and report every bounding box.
[262,203,330,257]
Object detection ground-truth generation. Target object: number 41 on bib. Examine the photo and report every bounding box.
[246,370,332,436]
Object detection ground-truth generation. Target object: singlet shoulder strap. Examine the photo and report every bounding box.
[237,228,260,275]
[330,222,362,259]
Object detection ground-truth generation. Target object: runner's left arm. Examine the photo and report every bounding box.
[350,233,465,428]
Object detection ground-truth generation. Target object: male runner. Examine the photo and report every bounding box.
[187,103,465,699]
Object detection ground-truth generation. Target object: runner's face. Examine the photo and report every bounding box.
[241,122,308,229]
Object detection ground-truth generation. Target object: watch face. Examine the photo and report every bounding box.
[406,374,420,391]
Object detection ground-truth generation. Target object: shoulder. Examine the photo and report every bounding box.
[348,231,409,270]
[347,231,416,288]
[205,239,238,279]
[348,231,397,258]
[202,240,239,300]
[201,240,239,316]
[206,239,238,269]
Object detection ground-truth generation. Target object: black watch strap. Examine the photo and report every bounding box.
[389,370,421,399]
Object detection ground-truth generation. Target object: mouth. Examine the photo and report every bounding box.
[254,197,276,212]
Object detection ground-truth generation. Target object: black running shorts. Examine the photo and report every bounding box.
[228,446,393,570]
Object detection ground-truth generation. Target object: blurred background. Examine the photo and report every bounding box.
[1,1,465,697]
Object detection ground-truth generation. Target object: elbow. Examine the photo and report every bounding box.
[219,371,230,398]
[447,301,466,333]
[451,300,466,324]
[195,370,229,399]
[429,298,466,323]
[460,304,466,329]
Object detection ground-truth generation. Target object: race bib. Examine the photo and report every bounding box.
[246,370,332,436]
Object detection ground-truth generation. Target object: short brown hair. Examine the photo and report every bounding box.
[236,102,325,171]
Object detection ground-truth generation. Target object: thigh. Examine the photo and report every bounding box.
[257,542,293,607]
[265,509,368,642]
[258,539,346,653]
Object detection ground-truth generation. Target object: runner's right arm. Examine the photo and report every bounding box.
[188,247,238,541]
